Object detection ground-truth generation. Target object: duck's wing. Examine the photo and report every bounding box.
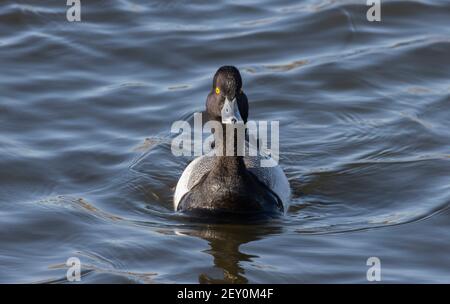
[174,156,215,210]
[244,156,291,210]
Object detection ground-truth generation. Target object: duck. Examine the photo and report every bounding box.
[174,66,290,217]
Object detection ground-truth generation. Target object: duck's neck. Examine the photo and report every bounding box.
[208,123,246,177]
[215,123,246,157]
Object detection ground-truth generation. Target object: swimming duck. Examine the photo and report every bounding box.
[174,66,290,217]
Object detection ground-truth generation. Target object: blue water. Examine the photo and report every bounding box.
[0,0,449,283]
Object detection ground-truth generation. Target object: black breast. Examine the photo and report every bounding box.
[177,156,283,218]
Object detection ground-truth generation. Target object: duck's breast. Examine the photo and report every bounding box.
[174,155,291,211]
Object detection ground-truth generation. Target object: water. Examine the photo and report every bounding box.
[1,0,449,283]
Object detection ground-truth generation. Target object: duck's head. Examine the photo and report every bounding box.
[206,66,249,124]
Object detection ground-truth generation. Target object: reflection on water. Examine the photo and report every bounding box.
[175,224,283,283]
[0,0,450,283]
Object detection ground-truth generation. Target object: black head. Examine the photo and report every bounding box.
[213,66,242,99]
[206,66,249,124]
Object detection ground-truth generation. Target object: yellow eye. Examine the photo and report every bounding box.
[215,87,220,95]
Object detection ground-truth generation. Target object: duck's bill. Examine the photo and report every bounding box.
[221,98,244,124]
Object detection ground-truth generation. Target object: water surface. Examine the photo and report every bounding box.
[1,0,449,283]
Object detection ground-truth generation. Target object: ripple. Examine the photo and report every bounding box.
[1,0,450,283]
[264,59,309,72]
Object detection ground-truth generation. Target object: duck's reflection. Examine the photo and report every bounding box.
[177,223,282,283]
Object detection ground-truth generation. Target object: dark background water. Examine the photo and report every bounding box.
[1,0,449,283]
